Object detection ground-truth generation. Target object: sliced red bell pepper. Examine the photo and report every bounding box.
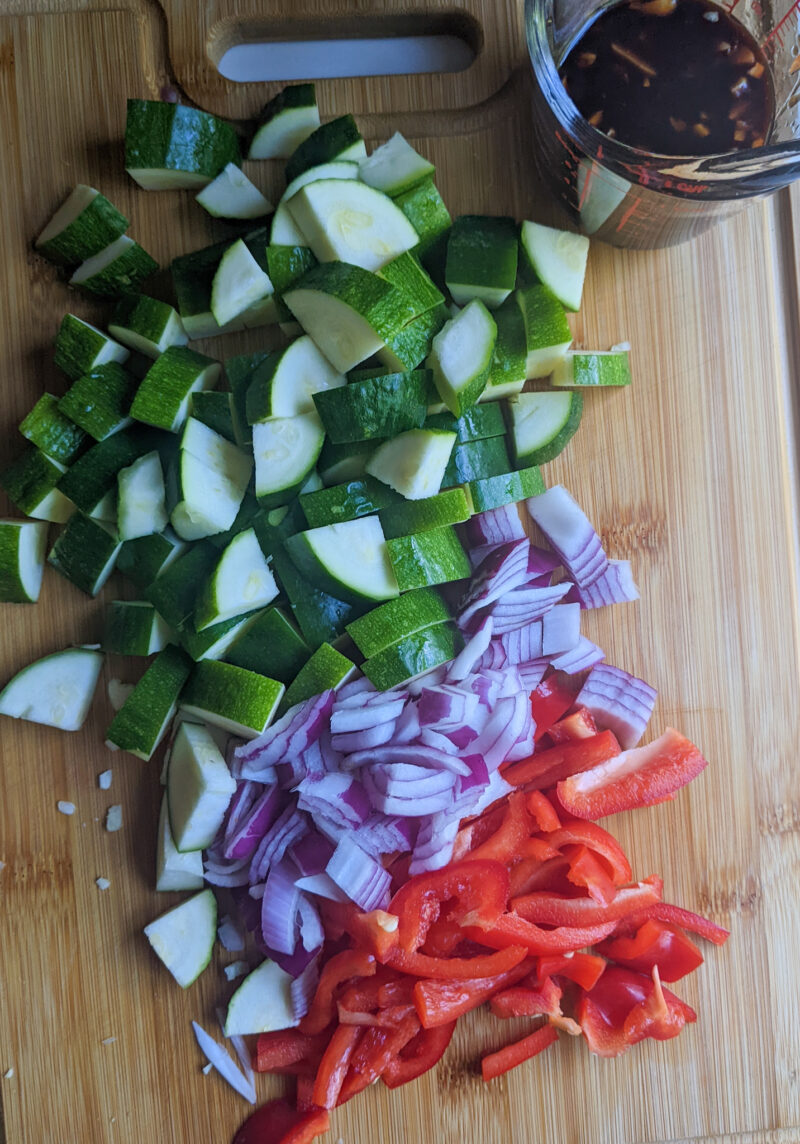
[462,912,616,956]
[616,901,730,946]
[502,730,622,790]
[295,1076,316,1114]
[556,727,708,820]
[511,875,662,928]
[547,707,598,744]
[597,918,704,982]
[387,860,510,954]
[530,672,582,740]
[489,977,563,1019]
[311,1024,363,1110]
[546,818,633,885]
[337,1010,420,1103]
[481,1023,559,1081]
[565,844,617,906]
[232,1099,330,1144]
[525,790,561,832]
[383,941,528,981]
[534,951,606,991]
[299,950,376,1036]
[382,1021,457,1088]
[464,792,532,864]
[256,1029,331,1075]
[412,962,532,1028]
[508,854,567,898]
[319,901,399,960]
[575,965,696,1057]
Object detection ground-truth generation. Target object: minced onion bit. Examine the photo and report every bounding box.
[105,805,123,832]
[98,770,113,790]
[191,1020,255,1104]
[57,800,75,816]
[96,877,111,891]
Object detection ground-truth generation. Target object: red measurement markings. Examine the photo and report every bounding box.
[763,0,800,57]
[615,196,642,233]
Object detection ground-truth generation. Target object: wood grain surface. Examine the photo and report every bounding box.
[1,1,799,1142]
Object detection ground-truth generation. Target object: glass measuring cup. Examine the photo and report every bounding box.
[525,0,800,247]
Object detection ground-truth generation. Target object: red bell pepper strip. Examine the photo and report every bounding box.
[530,672,582,740]
[383,941,529,981]
[295,1076,316,1114]
[412,962,532,1028]
[463,912,616,956]
[508,854,567,898]
[502,730,622,790]
[256,1029,332,1075]
[337,1010,420,1103]
[575,965,696,1057]
[463,792,533,864]
[525,790,561,832]
[318,901,399,960]
[387,860,510,954]
[556,727,708,820]
[489,977,563,1019]
[312,1024,363,1109]
[382,1021,457,1088]
[547,707,598,744]
[300,950,376,1036]
[546,818,633,885]
[511,875,662,928]
[597,918,704,982]
[565,844,617,906]
[615,901,730,946]
[232,1099,330,1144]
[534,952,606,991]
[481,1023,560,1081]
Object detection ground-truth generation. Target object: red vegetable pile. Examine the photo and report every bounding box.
[231,676,728,1144]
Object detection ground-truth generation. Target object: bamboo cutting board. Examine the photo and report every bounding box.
[1,0,799,1141]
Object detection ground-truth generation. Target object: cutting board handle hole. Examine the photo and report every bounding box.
[210,14,480,82]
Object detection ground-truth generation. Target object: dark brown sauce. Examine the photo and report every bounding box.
[559,0,774,156]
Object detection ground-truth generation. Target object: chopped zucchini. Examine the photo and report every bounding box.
[359,132,435,197]
[0,646,103,731]
[196,162,273,219]
[106,644,193,759]
[47,513,121,596]
[252,413,325,509]
[362,622,462,690]
[284,516,399,605]
[179,660,284,739]
[20,394,87,464]
[53,314,129,381]
[378,487,471,540]
[0,520,49,603]
[313,369,432,443]
[195,527,279,631]
[108,295,188,359]
[346,586,451,658]
[445,215,518,309]
[516,285,573,378]
[506,390,583,466]
[103,600,173,656]
[69,235,158,299]
[246,336,344,423]
[131,346,221,433]
[117,450,168,540]
[35,185,128,268]
[519,220,589,312]
[550,350,631,388]
[366,427,456,501]
[281,642,356,710]
[386,525,471,591]
[249,84,320,160]
[125,99,241,190]
[225,604,310,682]
[285,115,366,183]
[58,363,137,441]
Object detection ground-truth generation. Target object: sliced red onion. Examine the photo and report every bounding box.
[326,836,392,911]
[550,636,605,673]
[318,728,343,773]
[261,861,300,955]
[365,763,456,803]
[569,559,640,608]
[405,663,449,695]
[369,787,457,817]
[447,617,493,681]
[218,780,258,849]
[501,620,544,664]
[297,772,371,829]
[235,690,334,779]
[218,914,246,952]
[330,720,398,753]
[261,938,321,977]
[288,832,335,876]
[330,693,406,732]
[526,486,609,588]
[230,884,261,933]
[470,691,531,771]
[215,1008,257,1094]
[409,813,461,874]
[290,955,320,1021]
[541,603,582,657]
[417,727,462,755]
[224,784,284,861]
[392,702,421,743]
[203,853,251,888]
[576,663,656,748]
[528,545,562,578]
[294,872,349,902]
[465,503,527,548]
[459,540,532,626]
[335,677,376,701]
[417,685,479,729]
[249,806,308,884]
[516,659,550,691]
[466,769,514,818]
[298,894,325,953]
[191,1021,256,1104]
[489,582,573,634]
[354,812,416,856]
[342,743,471,778]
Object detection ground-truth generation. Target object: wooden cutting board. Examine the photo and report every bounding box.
[1,0,799,1141]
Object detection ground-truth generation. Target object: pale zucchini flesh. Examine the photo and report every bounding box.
[0,647,103,731]
[143,889,217,988]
